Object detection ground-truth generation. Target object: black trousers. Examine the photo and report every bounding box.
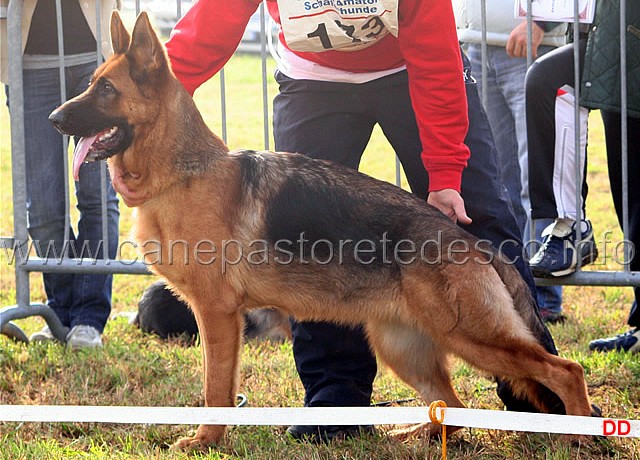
[525,40,588,220]
[272,52,557,410]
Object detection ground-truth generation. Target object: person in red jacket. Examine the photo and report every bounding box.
[166,0,559,442]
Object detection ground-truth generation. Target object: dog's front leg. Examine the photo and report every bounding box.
[172,307,244,451]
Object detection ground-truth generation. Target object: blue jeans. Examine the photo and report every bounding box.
[5,62,120,332]
[272,49,558,412]
[530,218,563,314]
[468,43,562,313]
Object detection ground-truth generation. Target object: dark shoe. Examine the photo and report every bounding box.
[286,424,375,444]
[530,219,598,278]
[539,309,567,324]
[589,328,640,353]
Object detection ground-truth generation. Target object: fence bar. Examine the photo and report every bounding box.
[96,0,111,261]
[525,0,533,67]
[259,2,270,150]
[480,0,488,106]
[15,259,150,275]
[7,0,29,310]
[54,0,72,247]
[620,0,630,272]
[536,270,640,287]
[572,3,587,270]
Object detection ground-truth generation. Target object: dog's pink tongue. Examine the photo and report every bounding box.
[72,135,98,180]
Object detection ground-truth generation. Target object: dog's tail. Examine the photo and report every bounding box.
[490,256,566,415]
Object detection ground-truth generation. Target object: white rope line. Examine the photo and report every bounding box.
[442,408,638,438]
[1,405,638,438]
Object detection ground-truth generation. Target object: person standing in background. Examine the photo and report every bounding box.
[0,0,121,348]
[454,0,567,323]
[523,0,640,352]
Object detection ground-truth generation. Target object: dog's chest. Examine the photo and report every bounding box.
[132,201,232,272]
[133,209,161,246]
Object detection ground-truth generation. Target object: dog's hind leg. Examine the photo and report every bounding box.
[432,301,593,419]
[365,320,465,441]
[406,264,593,419]
[461,337,592,416]
[448,331,596,445]
[172,296,245,450]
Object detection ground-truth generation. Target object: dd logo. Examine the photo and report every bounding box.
[603,419,631,436]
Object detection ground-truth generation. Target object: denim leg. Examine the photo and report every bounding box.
[467,44,528,233]
[628,302,640,329]
[288,321,377,407]
[71,161,119,332]
[16,67,75,325]
[9,63,119,331]
[529,219,563,314]
[459,53,535,295]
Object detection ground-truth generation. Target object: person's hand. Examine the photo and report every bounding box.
[506,21,544,58]
[427,189,472,225]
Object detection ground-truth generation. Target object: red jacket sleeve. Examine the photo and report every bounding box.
[165,0,262,95]
[397,0,470,192]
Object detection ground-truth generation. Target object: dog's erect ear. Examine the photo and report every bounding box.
[110,10,130,55]
[127,11,169,83]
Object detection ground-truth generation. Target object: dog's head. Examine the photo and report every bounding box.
[49,11,172,181]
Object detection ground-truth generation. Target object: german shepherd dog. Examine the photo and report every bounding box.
[50,11,596,449]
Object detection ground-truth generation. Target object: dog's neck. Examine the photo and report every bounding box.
[171,86,229,177]
[109,79,230,207]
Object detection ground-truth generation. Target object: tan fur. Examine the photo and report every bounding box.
[50,12,595,450]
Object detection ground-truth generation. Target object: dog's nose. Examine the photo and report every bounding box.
[49,108,67,133]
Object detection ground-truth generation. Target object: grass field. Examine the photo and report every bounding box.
[1,53,639,459]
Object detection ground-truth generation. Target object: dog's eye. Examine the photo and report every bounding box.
[96,78,116,95]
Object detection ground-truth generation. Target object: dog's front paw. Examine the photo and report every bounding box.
[171,435,209,451]
[171,425,225,451]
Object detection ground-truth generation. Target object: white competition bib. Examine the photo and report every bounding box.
[277,0,399,52]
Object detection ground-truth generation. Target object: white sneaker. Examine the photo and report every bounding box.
[29,326,57,342]
[66,325,103,349]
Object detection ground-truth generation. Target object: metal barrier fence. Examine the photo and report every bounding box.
[1,0,638,344]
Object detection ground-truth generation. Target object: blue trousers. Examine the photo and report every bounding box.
[467,43,562,314]
[6,62,120,332]
[272,51,556,410]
